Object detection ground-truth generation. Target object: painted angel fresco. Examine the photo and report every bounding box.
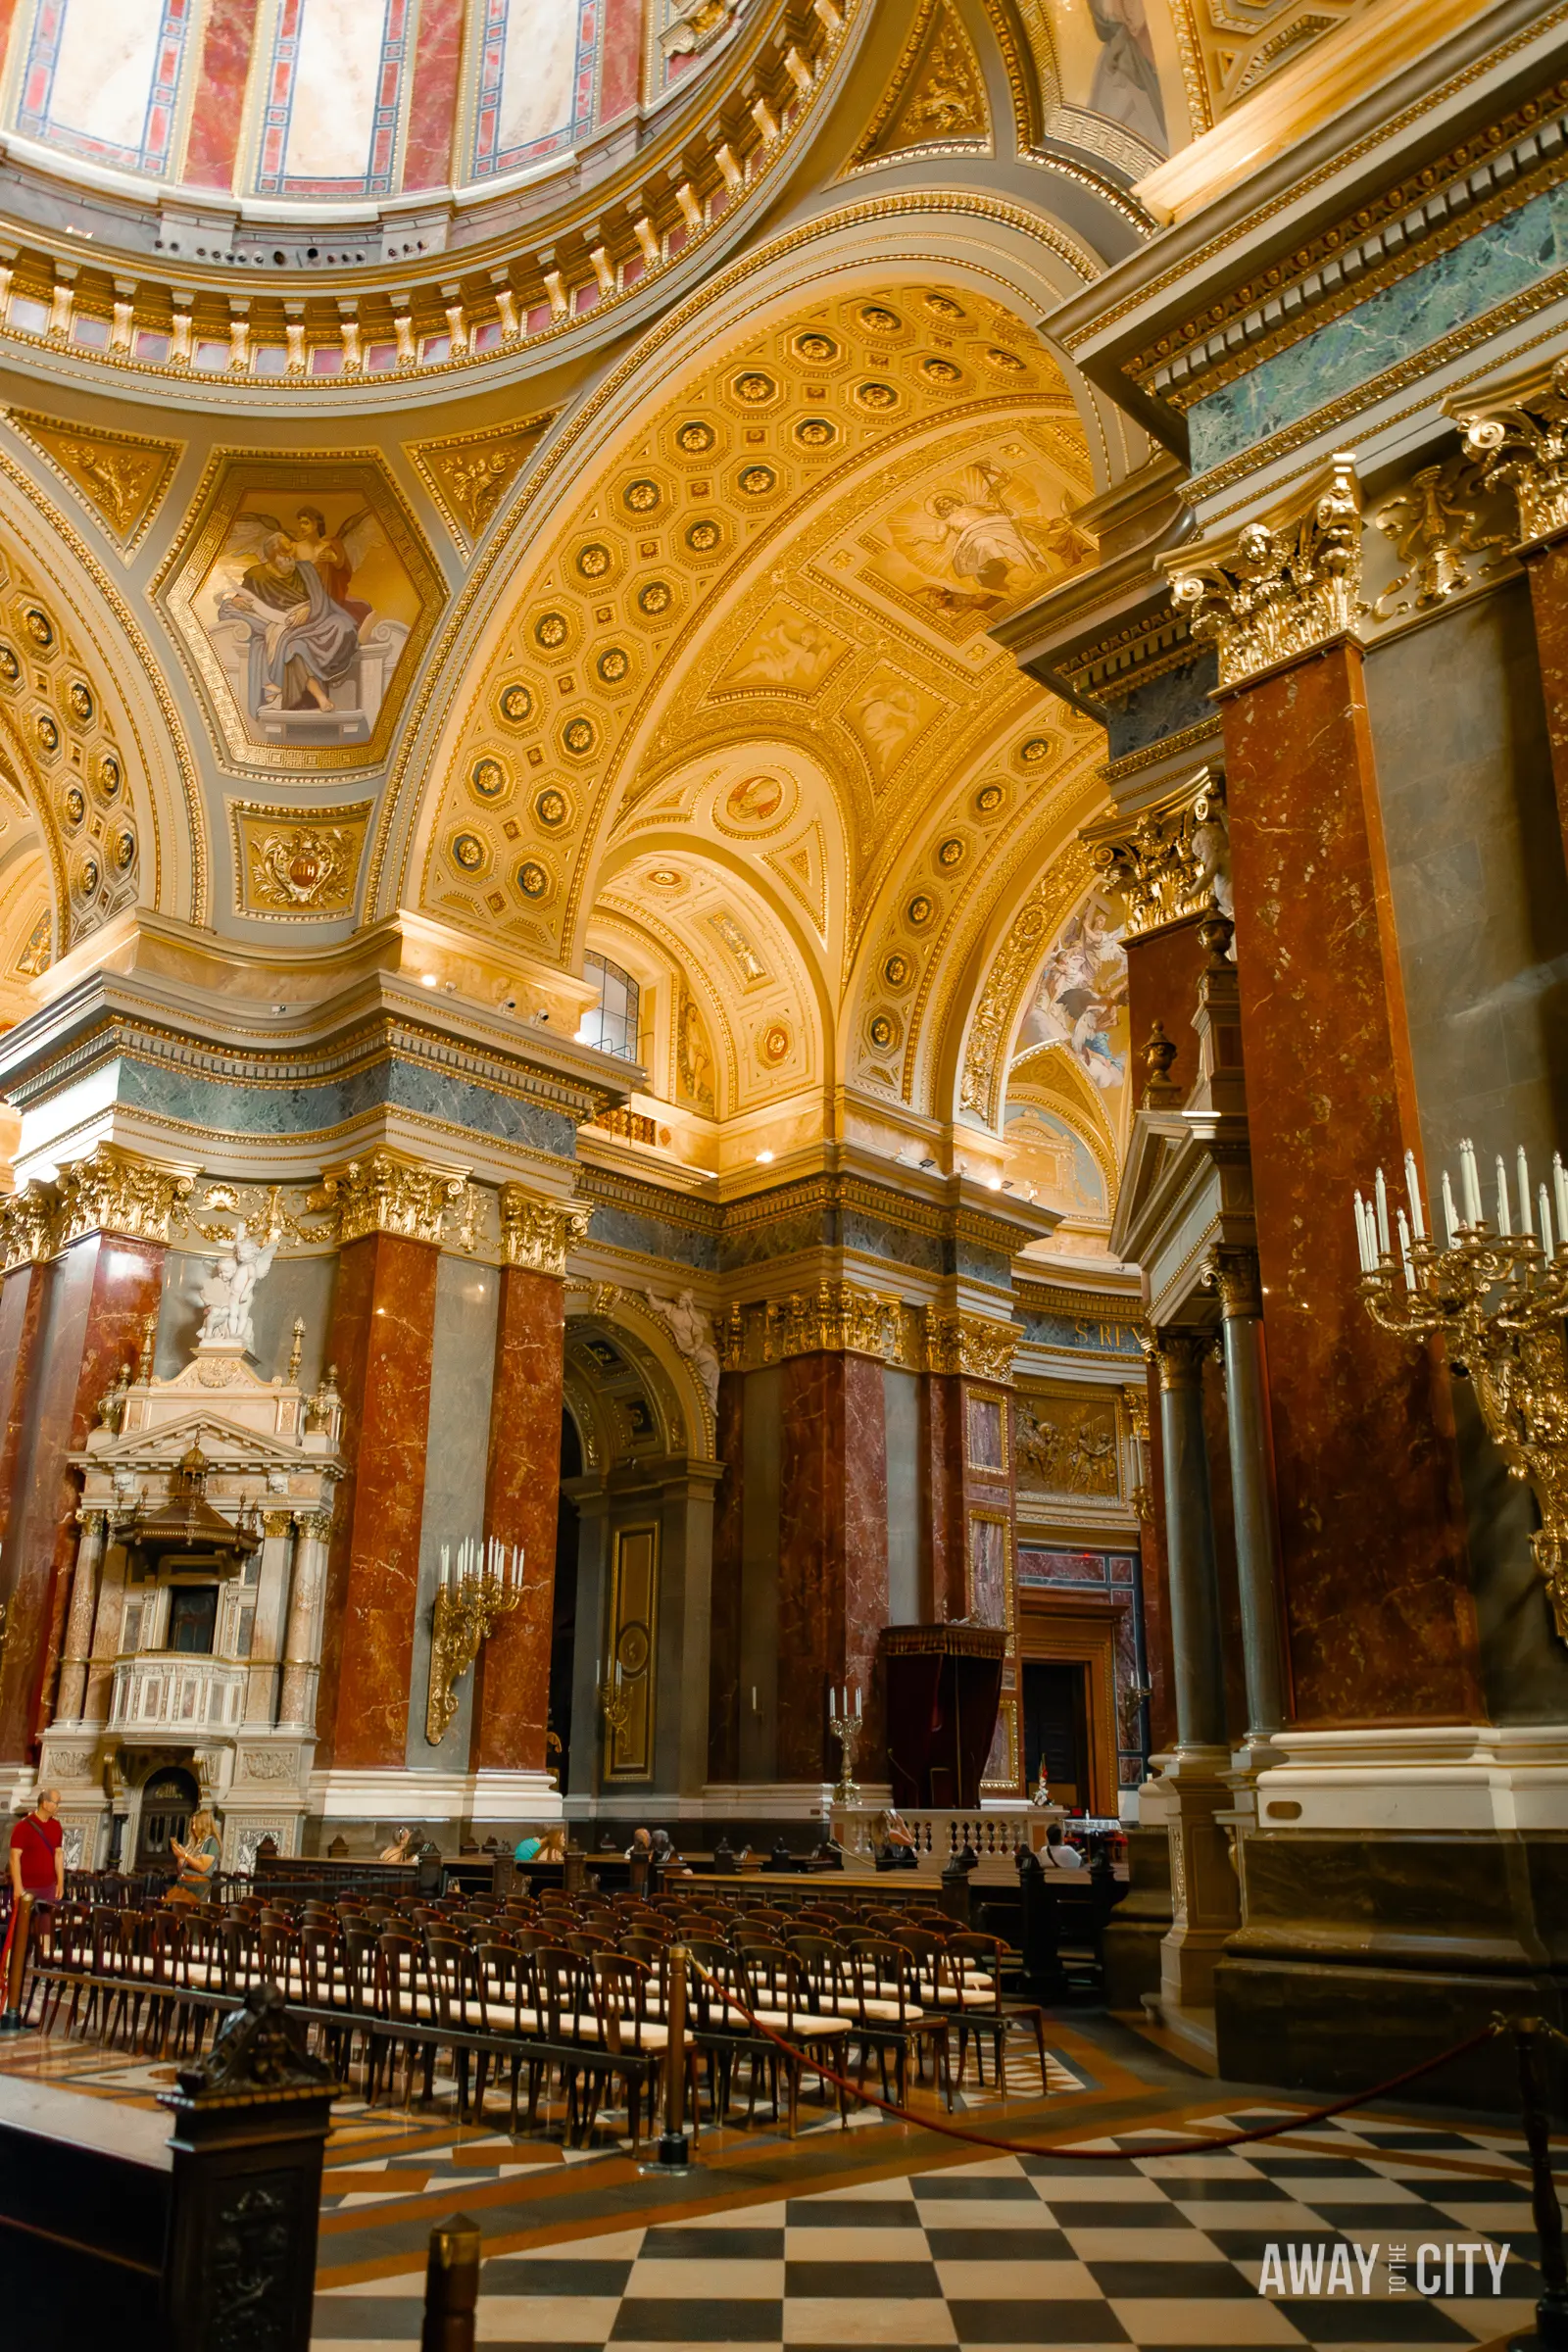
[1014,900,1129,1095]
[199,493,418,746]
[867,457,1095,626]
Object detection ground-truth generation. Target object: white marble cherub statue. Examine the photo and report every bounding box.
[199,1222,278,1351]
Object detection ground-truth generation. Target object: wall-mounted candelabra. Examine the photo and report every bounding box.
[1353,1140,1568,1641]
[598,1661,633,1747]
[425,1535,522,1744]
[828,1684,863,1804]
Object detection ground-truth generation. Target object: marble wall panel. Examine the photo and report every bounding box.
[885,1365,923,1625]
[707,1367,745,1781]
[1365,582,1568,1723]
[184,0,260,189]
[407,1254,500,1772]
[1106,651,1219,761]
[0,1261,47,1565]
[1224,643,1483,1724]
[1125,914,1211,1107]
[579,1200,716,1270]
[0,1235,164,1763]
[1189,181,1568,470]
[405,0,463,187]
[599,0,642,122]
[114,1055,578,1158]
[315,1233,439,1770]
[473,1264,564,1771]
[738,1363,782,1779]
[156,1248,336,1392]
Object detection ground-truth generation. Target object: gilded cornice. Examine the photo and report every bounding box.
[50,1143,196,1250]
[925,1307,1018,1384]
[574,1164,723,1237]
[1168,454,1363,691]
[1456,353,1568,544]
[1083,767,1227,941]
[1013,1274,1145,1329]
[315,1150,473,1248]
[499,1188,592,1276]
[959,840,1095,1128]
[1103,715,1221,787]
[1059,603,1200,706]
[0,1176,56,1270]
[762,1280,903,1362]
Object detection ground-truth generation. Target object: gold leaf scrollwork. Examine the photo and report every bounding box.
[924,1309,1017,1384]
[54,1145,195,1249]
[1083,767,1230,943]
[499,1187,592,1275]
[313,1151,472,1247]
[1370,453,1513,617]
[959,844,1094,1127]
[1457,355,1568,547]
[1168,453,1364,691]
[0,1178,59,1270]
[762,1282,901,1361]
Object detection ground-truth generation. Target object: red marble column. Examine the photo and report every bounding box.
[1521,538,1568,857]
[0,1236,164,1763]
[1125,915,1211,1103]
[314,1233,440,1771]
[921,1372,966,1623]
[706,1367,745,1783]
[1138,1358,1178,1752]
[470,1264,566,1774]
[1221,640,1482,1723]
[0,1260,48,1559]
[776,1352,889,1783]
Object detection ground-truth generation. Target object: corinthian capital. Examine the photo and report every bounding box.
[55,1144,196,1249]
[499,1187,591,1275]
[0,1177,59,1270]
[1083,767,1230,943]
[1168,453,1362,690]
[1456,355,1568,546]
[314,1150,471,1246]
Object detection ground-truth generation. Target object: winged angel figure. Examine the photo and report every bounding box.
[887,463,1093,609]
[213,506,377,718]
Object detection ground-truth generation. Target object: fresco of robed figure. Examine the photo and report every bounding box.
[200,493,420,747]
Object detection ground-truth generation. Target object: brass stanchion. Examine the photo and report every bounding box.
[648,1939,692,2172]
[420,2211,481,2352]
[0,1892,33,2034]
[1509,2019,1568,2351]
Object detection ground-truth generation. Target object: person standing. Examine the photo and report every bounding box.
[0,1788,64,2026]
[171,1810,221,1902]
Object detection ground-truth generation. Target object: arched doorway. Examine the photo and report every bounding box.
[135,1764,199,1868]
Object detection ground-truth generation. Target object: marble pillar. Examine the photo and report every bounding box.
[0,1260,48,1565]
[1155,1333,1227,1752]
[314,1233,440,1771]
[471,1263,565,1776]
[54,1511,107,1724]
[278,1516,331,1731]
[775,1351,889,1784]
[706,1367,745,1783]
[0,1233,165,1767]
[1214,1253,1290,1745]
[1221,641,1482,1723]
[1125,915,1212,1107]
[921,1369,966,1626]
[1522,536,1568,858]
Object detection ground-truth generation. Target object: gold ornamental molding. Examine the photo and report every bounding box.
[925,1308,1017,1384]
[228,800,373,921]
[1455,354,1568,549]
[762,1281,904,1363]
[4,408,182,558]
[499,1187,592,1276]
[0,1177,57,1270]
[1168,454,1364,692]
[55,1144,196,1249]
[1083,767,1230,943]
[315,1150,473,1248]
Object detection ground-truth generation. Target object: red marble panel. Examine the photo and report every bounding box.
[1524,540,1568,860]
[706,1366,744,1782]
[0,1261,47,1563]
[775,1353,889,1782]
[0,1237,163,1763]
[1140,1358,1177,1752]
[472,1264,565,1772]
[921,1371,965,1623]
[184,0,261,191]
[405,0,463,189]
[1222,642,1482,1724]
[599,0,644,124]
[315,1234,439,1771]
[1124,914,1211,1102]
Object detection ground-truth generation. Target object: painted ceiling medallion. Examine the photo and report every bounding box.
[857,381,901,413]
[1018,737,1054,765]
[451,831,486,871]
[516,859,550,900]
[155,454,442,776]
[470,757,509,802]
[685,518,722,554]
[597,647,630,684]
[926,294,965,321]
[499,682,534,724]
[676,421,716,455]
[577,543,612,578]
[860,307,904,335]
[623,479,662,514]
[883,953,914,988]
[975,783,1004,812]
[638,581,673,617]
[229,799,372,920]
[738,464,778,496]
[760,1021,792,1065]
[732,370,777,405]
[795,417,837,449]
[0,647,18,683]
[561,715,597,756]
[535,787,570,829]
[535,612,570,649]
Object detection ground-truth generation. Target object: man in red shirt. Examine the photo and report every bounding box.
[0,1787,62,2030]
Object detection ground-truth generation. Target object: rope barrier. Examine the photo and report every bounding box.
[680,1957,1508,2162]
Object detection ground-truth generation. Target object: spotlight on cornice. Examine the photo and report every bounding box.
[987,1175,1004,1192]
[420,973,438,987]
[756,1149,774,1164]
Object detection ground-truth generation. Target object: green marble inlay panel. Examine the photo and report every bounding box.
[1187,179,1568,471]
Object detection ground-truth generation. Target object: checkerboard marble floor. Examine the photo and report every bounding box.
[310,2113,1546,2350]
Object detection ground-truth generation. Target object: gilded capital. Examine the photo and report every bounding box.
[499,1187,591,1275]
[1203,1248,1261,1319]
[1168,453,1363,690]
[1149,1329,1210,1389]
[925,1308,1017,1385]
[0,1178,59,1271]
[315,1150,471,1247]
[55,1144,196,1250]
[1457,354,1568,546]
[1084,768,1231,943]
[263,1510,295,1540]
[763,1281,900,1362]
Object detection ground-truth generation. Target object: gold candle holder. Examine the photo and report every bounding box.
[425,1536,523,1745]
[828,1684,863,1804]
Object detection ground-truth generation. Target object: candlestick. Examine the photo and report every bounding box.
[1404,1150,1426,1241]
[1519,1148,1533,1237]
[425,1526,523,1744]
[1442,1170,1458,1250]
[1396,1208,1415,1291]
[1460,1138,1482,1226]
[1541,1183,1554,1259]
[1374,1166,1391,1257]
[1555,1152,1568,1242]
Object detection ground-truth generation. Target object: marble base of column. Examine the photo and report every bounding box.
[1154,1743,1243,2011]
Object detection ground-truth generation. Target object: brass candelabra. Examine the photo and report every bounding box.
[1354,1139,1568,1640]
[828,1684,863,1804]
[599,1673,632,1741]
[425,1535,522,1744]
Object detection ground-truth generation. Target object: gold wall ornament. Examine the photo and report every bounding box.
[1353,1139,1568,1642]
[1370,454,1513,618]
[230,800,372,919]
[1168,453,1364,690]
[5,409,180,554]
[406,412,559,555]
[1457,355,1568,547]
[313,1151,472,1247]
[1083,767,1230,942]
[1013,1394,1119,1496]
[499,1187,592,1275]
[1147,1328,1210,1390]
[925,1308,1018,1384]
[762,1282,903,1362]
[425,1536,523,1745]
[55,1144,196,1248]
[0,1178,59,1270]
[852,0,989,167]
[959,843,1095,1126]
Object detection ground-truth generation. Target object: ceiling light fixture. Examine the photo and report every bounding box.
[420,973,438,987]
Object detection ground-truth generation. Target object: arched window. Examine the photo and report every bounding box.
[578,950,640,1060]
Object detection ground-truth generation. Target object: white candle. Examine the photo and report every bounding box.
[1555,1152,1568,1244]
[1354,1193,1373,1271]
[1374,1167,1391,1258]
[1496,1155,1511,1235]
[1442,1171,1458,1250]
[1396,1207,1415,1292]
[1404,1149,1426,1242]
[1518,1148,1533,1236]
[830,1687,839,1719]
[1540,1182,1553,1258]
[1460,1139,1482,1226]
[439,1545,450,1589]
[856,1686,862,1720]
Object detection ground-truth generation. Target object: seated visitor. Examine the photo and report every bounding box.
[625,1826,653,1860]
[172,1810,221,1901]
[1042,1821,1083,1869]
[873,1808,918,1869]
[379,1826,416,1863]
